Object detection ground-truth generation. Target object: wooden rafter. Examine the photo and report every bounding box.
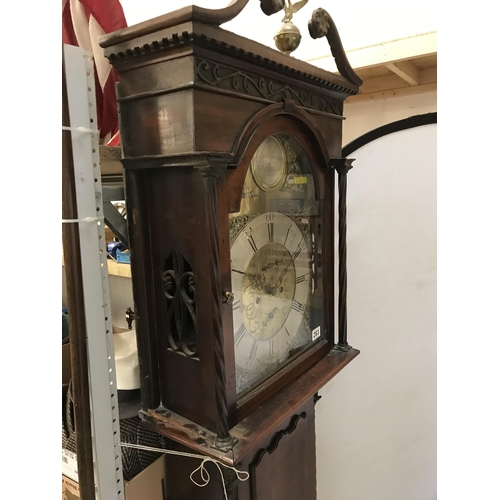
[385,60,419,85]
[306,32,436,101]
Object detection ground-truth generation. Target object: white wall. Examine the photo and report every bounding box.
[119,0,437,60]
[62,270,134,330]
[343,91,437,146]
[316,124,437,500]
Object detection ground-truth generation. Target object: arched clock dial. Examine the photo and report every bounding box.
[231,212,311,393]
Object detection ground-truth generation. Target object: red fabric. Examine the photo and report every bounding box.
[76,0,127,34]
[107,131,121,147]
[62,0,127,143]
[62,0,78,46]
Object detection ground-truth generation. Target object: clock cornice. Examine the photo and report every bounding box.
[100,19,359,97]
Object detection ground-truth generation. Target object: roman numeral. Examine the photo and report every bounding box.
[247,234,258,253]
[235,324,246,346]
[296,274,306,284]
[232,269,245,275]
[284,225,291,246]
[232,300,240,311]
[269,338,274,358]
[292,239,306,261]
[285,326,291,337]
[292,300,305,314]
[267,222,274,242]
[249,339,258,360]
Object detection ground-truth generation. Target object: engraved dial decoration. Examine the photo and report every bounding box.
[250,135,286,192]
[231,132,324,395]
[231,213,310,386]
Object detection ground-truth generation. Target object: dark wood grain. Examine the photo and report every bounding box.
[157,397,319,500]
[231,349,360,464]
[100,19,359,95]
[145,349,359,500]
[333,159,355,349]
[125,170,162,410]
[201,166,232,443]
[139,348,359,468]
[127,165,238,433]
[309,8,363,87]
[99,0,250,48]
[250,411,315,500]
[217,168,238,427]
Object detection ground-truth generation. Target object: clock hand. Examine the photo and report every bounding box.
[272,258,293,292]
[246,271,267,291]
[247,268,275,295]
[255,307,279,332]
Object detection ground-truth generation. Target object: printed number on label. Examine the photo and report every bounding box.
[312,326,321,341]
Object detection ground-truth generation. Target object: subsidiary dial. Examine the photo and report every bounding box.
[250,135,287,192]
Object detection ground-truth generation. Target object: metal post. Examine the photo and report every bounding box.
[62,45,96,500]
[63,44,125,500]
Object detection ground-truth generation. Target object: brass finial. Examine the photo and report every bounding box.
[273,0,309,55]
[281,0,308,23]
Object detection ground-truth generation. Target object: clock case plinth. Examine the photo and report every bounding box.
[101,8,361,496]
[140,348,359,499]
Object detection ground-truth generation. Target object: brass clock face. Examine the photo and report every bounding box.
[230,132,324,395]
[231,212,311,379]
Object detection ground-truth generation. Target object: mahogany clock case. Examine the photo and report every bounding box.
[101,16,359,435]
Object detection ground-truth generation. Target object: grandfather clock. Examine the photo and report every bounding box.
[100,1,362,498]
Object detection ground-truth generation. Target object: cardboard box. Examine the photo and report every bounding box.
[62,475,80,500]
[124,454,168,500]
[62,454,167,500]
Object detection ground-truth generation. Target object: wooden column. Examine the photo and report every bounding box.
[332,158,354,351]
[199,165,235,447]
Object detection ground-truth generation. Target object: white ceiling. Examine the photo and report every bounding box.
[311,31,437,102]
[118,0,437,59]
[116,1,437,102]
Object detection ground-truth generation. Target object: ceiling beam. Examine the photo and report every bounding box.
[385,60,420,85]
[307,31,437,73]
[356,67,435,95]
[346,82,437,103]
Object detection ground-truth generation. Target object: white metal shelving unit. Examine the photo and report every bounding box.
[63,43,124,500]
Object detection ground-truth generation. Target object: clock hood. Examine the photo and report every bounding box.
[99,5,360,97]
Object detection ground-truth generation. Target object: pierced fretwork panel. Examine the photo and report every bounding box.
[162,248,199,357]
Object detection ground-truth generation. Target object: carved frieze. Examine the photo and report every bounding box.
[196,58,343,116]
